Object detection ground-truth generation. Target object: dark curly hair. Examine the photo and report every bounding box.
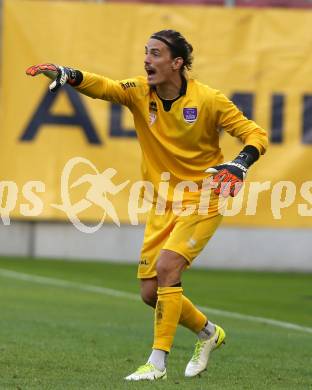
[150,30,193,74]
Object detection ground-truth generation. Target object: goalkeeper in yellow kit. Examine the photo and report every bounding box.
[26,29,268,381]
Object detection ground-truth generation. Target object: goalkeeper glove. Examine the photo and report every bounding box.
[206,145,260,197]
[26,63,82,92]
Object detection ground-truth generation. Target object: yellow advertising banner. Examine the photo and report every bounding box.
[1,0,312,227]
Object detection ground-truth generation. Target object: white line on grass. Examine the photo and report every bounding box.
[0,268,311,335]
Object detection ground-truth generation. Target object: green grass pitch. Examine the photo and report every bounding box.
[0,257,311,389]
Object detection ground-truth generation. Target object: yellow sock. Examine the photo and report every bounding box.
[179,295,207,333]
[153,286,183,352]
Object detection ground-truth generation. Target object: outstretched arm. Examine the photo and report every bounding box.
[26,63,135,106]
[26,64,82,92]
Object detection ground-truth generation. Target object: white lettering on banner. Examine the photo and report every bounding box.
[271,181,296,220]
[0,157,311,231]
[0,181,44,225]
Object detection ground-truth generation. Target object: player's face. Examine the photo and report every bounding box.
[144,38,178,86]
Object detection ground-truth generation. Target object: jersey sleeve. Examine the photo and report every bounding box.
[74,72,141,108]
[214,91,268,155]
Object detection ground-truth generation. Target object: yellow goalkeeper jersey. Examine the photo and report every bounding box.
[76,73,268,202]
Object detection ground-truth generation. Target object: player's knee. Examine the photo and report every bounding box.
[156,252,181,278]
[156,251,187,286]
[156,262,180,287]
[156,260,171,278]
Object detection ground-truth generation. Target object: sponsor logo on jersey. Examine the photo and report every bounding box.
[120,81,136,90]
[183,107,198,123]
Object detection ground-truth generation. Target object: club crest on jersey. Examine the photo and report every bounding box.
[183,107,197,123]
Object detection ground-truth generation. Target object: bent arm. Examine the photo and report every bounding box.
[215,91,268,156]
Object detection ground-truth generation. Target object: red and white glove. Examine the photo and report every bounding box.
[206,146,259,197]
[206,160,247,198]
[26,63,82,92]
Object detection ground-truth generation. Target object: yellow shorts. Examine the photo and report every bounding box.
[137,202,223,279]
